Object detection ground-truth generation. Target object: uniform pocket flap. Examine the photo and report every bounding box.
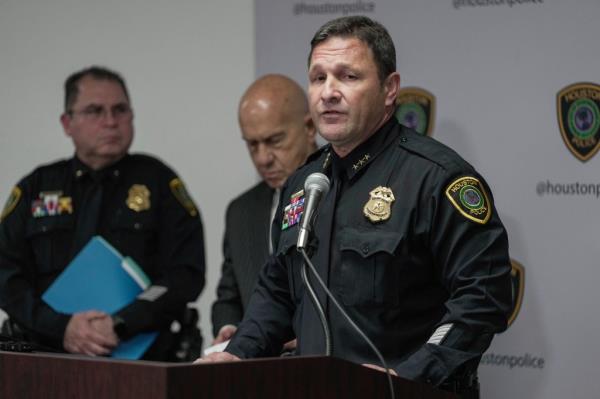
[25,215,75,237]
[110,214,156,232]
[275,228,298,256]
[339,228,401,258]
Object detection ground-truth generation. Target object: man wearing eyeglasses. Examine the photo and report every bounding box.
[0,66,206,361]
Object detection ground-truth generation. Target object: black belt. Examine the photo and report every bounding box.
[1,320,34,353]
[0,319,61,353]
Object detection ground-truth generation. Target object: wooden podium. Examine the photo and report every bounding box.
[0,351,456,399]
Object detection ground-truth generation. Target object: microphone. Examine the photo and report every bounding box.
[297,172,330,250]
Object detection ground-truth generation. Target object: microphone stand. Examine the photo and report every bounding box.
[300,259,332,356]
[296,168,395,398]
[300,248,396,399]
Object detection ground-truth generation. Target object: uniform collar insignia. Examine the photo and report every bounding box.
[72,155,126,180]
[333,117,397,180]
[352,153,371,171]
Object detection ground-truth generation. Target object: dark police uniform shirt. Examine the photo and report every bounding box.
[0,153,205,355]
[226,117,512,386]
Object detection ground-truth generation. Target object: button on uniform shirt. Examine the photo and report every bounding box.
[0,153,205,358]
[225,117,512,385]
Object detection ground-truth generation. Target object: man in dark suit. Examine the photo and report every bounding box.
[210,75,317,345]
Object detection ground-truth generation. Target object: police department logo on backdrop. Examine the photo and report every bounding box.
[395,87,436,136]
[508,259,525,327]
[557,82,600,162]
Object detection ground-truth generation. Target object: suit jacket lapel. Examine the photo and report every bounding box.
[246,181,273,276]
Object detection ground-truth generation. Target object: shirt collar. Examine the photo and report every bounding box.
[329,117,398,181]
[71,154,128,182]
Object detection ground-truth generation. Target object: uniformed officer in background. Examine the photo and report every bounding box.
[0,66,205,361]
[198,16,512,397]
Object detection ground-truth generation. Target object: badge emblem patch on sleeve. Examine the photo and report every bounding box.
[1,186,22,222]
[363,186,395,223]
[445,176,492,224]
[127,184,151,212]
[169,178,198,217]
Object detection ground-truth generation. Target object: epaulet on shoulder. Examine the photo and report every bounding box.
[294,145,330,174]
[129,152,164,165]
[30,158,70,177]
[397,126,471,172]
[281,145,329,195]
[305,145,329,164]
[129,152,173,172]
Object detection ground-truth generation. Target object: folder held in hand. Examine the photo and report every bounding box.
[42,236,158,359]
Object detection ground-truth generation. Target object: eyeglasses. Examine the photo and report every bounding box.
[68,104,133,122]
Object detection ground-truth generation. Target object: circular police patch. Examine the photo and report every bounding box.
[568,98,599,140]
[445,177,491,224]
[396,103,427,134]
[1,186,21,222]
[460,185,484,210]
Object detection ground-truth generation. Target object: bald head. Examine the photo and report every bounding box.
[239,74,309,126]
[239,74,317,189]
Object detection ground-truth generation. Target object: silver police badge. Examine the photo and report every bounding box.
[363,186,395,223]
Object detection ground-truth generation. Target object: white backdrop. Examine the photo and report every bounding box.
[2,2,600,396]
[0,0,257,351]
[255,1,600,398]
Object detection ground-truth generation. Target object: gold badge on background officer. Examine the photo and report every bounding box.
[127,184,151,212]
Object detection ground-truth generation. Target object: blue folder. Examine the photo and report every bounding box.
[42,236,158,359]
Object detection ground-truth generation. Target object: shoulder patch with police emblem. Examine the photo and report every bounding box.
[445,176,492,224]
[169,178,197,217]
[1,186,22,222]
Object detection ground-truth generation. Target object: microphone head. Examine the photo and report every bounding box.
[304,172,330,196]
